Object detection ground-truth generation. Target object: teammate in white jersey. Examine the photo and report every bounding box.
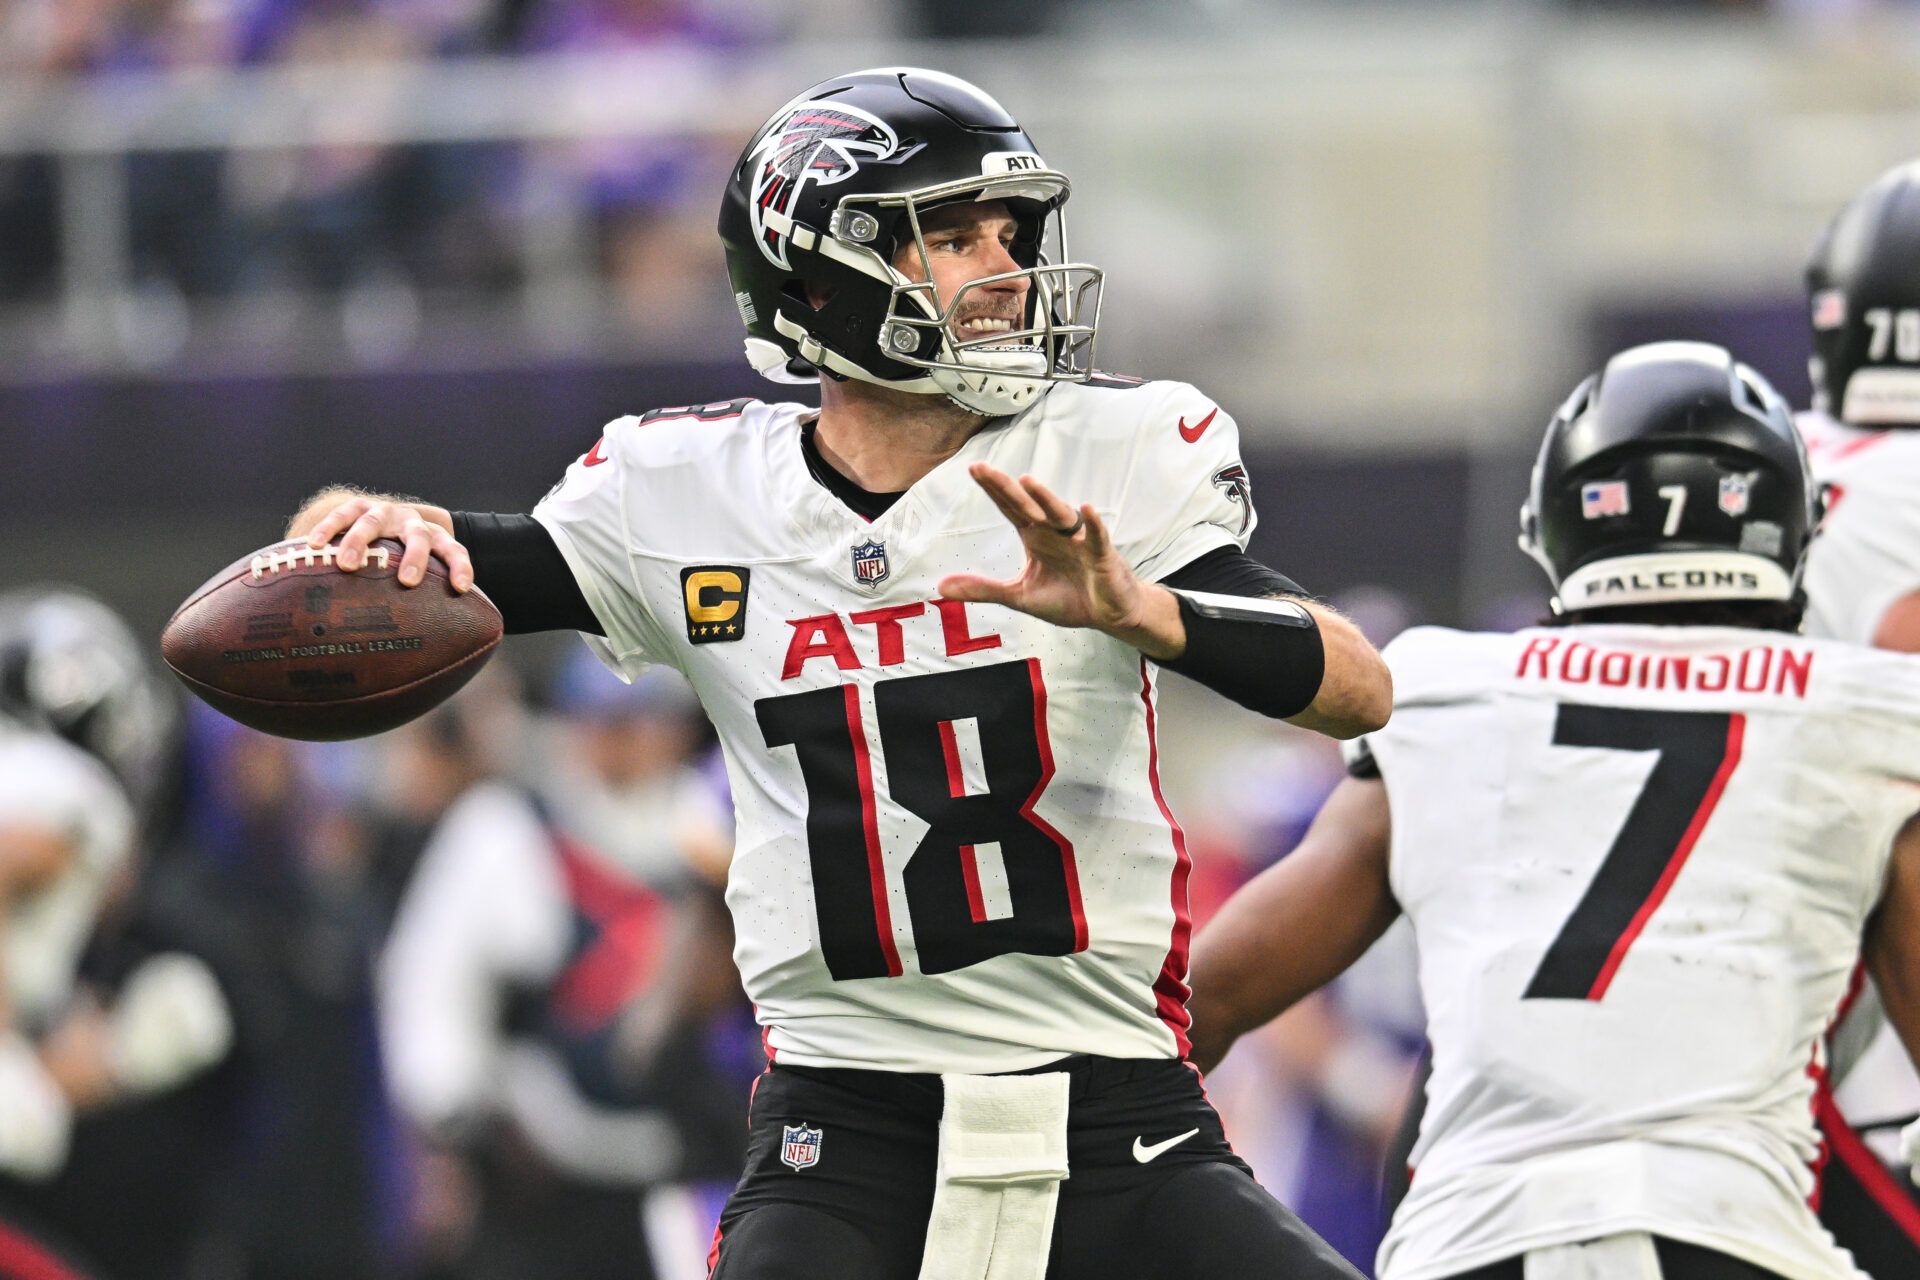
[1802,158,1920,651]
[1188,342,1920,1280]
[0,590,228,1190]
[1797,160,1920,1275]
[286,68,1389,1280]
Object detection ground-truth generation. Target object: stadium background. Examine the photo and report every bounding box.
[1,1,1914,1276]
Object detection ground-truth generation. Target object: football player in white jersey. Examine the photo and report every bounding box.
[1188,342,1920,1280]
[0,590,228,1190]
[1802,159,1920,652]
[285,68,1389,1280]
[1797,159,1920,1276]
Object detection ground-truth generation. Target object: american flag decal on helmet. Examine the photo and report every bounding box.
[748,103,897,271]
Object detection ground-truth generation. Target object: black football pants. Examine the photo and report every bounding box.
[707,1055,1362,1280]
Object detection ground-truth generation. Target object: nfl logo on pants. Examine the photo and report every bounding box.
[781,1123,823,1171]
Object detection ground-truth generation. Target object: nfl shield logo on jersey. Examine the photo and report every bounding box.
[780,1123,823,1171]
[850,539,890,589]
[1719,472,1753,517]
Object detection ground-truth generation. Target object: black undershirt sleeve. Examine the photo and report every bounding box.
[450,511,603,636]
[1158,545,1310,600]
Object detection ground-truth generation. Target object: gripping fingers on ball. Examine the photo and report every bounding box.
[434,529,474,593]
[338,505,389,572]
[398,518,436,587]
[304,498,369,553]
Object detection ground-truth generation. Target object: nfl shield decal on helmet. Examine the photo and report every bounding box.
[850,539,890,588]
[781,1124,823,1171]
[1719,472,1754,517]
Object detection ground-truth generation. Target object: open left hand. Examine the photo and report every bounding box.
[938,464,1182,658]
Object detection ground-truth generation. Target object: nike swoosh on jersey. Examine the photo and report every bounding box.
[1131,1128,1200,1163]
[582,436,610,467]
[1177,409,1218,443]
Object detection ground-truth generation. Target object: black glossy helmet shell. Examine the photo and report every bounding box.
[1808,159,1920,425]
[1520,342,1818,613]
[718,67,1099,414]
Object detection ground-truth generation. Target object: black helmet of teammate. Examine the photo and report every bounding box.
[0,587,177,816]
[1519,342,1819,615]
[718,67,1102,418]
[1807,159,1920,425]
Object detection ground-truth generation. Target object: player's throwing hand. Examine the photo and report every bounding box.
[294,490,473,592]
[938,463,1183,659]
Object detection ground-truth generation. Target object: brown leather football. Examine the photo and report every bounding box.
[161,537,503,741]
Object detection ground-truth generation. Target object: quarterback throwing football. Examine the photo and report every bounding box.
[289,69,1388,1280]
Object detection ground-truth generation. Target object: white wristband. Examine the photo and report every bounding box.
[107,954,234,1096]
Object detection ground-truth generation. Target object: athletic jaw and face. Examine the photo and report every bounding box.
[892,199,1033,347]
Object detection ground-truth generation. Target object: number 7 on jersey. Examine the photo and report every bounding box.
[1524,704,1746,1001]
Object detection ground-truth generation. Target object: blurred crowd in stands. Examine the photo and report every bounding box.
[0,0,777,341]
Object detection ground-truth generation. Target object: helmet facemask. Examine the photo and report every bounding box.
[775,171,1102,417]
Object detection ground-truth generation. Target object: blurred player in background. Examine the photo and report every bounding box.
[1189,342,1920,1280]
[1799,158,1920,1275]
[0,589,233,1279]
[379,659,743,1280]
[286,65,1389,1280]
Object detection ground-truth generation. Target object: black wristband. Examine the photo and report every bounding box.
[1156,589,1325,719]
[450,511,603,636]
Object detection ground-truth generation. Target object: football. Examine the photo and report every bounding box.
[161,537,502,741]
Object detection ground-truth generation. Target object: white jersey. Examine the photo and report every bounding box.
[1798,411,1920,1166]
[0,727,134,1028]
[1364,624,1920,1280]
[1800,410,1920,645]
[532,378,1256,1073]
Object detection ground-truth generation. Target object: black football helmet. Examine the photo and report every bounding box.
[718,67,1102,417]
[1807,159,1920,425]
[1519,342,1819,615]
[0,587,177,815]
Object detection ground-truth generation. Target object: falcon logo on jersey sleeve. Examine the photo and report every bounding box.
[681,566,751,644]
[850,539,891,589]
[780,1124,823,1171]
[1211,462,1254,534]
[748,104,898,270]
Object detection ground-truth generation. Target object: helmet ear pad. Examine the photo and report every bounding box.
[773,243,941,377]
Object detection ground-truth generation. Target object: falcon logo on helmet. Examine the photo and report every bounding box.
[748,104,897,271]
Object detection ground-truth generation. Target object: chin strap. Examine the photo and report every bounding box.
[769,310,944,397]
